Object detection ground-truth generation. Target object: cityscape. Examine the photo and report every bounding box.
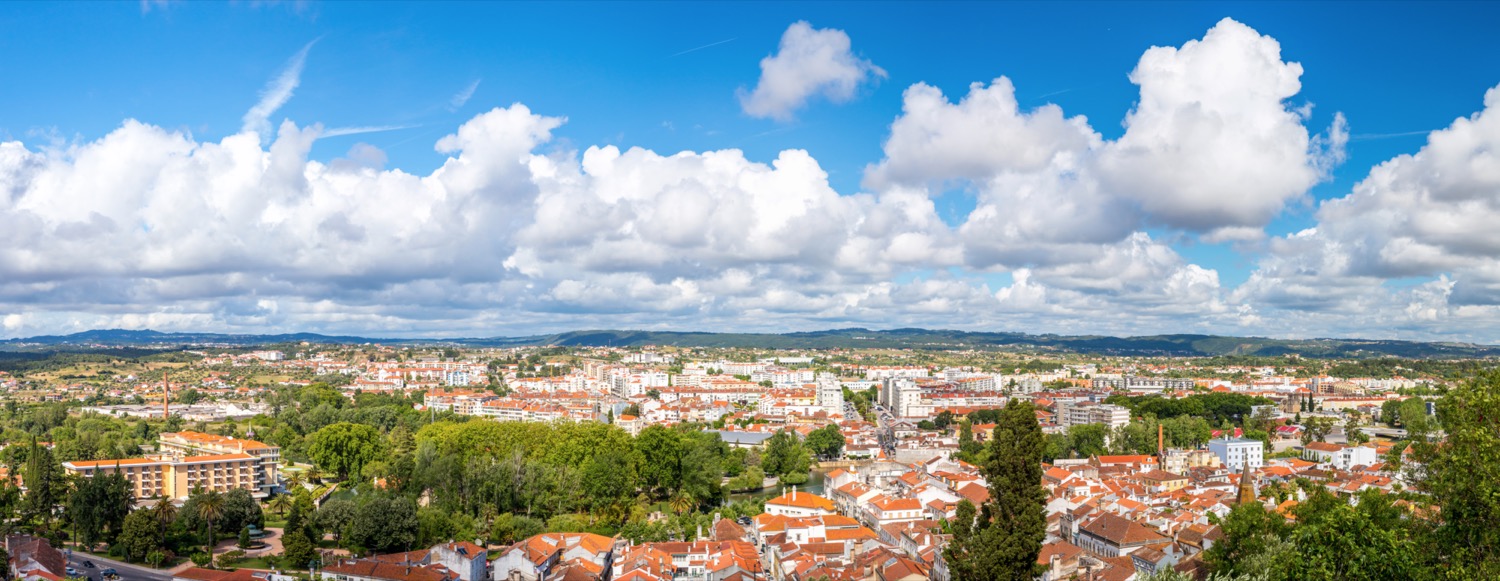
[3,2,1500,581]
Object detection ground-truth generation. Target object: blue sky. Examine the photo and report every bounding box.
[2,2,1500,340]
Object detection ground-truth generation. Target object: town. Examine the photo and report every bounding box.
[0,340,1478,581]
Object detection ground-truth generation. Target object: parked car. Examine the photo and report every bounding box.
[83,561,95,569]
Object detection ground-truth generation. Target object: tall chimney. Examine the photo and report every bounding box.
[1157,424,1164,458]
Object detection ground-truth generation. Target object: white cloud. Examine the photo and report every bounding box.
[242,40,317,138]
[739,21,886,121]
[1097,18,1329,232]
[321,125,419,138]
[863,18,1334,269]
[864,78,1099,190]
[1231,83,1500,340]
[449,79,481,111]
[7,18,1500,342]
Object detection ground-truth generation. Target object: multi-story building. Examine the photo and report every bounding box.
[815,376,844,415]
[1208,437,1264,472]
[62,452,261,501]
[157,431,280,496]
[1056,402,1131,430]
[1090,376,1196,393]
[880,378,924,418]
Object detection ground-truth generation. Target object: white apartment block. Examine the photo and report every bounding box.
[1208,437,1264,472]
[1057,401,1131,430]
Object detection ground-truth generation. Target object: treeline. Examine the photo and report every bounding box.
[1105,392,1274,426]
[0,380,836,568]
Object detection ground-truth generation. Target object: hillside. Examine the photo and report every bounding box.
[3,327,1498,359]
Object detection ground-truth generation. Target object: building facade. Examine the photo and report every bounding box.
[1207,438,1264,472]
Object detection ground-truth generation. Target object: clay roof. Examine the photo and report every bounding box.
[321,560,454,581]
[766,492,835,511]
[1080,513,1169,547]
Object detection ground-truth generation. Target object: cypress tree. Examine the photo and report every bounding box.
[943,399,1046,580]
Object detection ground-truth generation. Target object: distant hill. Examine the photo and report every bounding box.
[3,327,1498,359]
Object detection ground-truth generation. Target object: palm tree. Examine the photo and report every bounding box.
[153,497,178,536]
[669,491,695,516]
[306,467,326,485]
[285,471,306,491]
[268,494,293,517]
[195,490,225,553]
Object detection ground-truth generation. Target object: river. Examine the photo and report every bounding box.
[726,466,831,503]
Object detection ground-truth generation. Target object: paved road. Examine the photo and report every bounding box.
[64,550,173,581]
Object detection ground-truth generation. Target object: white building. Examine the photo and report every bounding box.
[815,375,844,414]
[881,378,925,418]
[1057,401,1131,430]
[1208,437,1264,472]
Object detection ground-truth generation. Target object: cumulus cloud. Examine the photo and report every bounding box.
[739,21,886,121]
[1230,83,1500,339]
[1097,18,1333,232]
[5,17,1495,341]
[864,78,1099,190]
[864,18,1335,271]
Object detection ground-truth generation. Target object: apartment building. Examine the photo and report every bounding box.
[62,452,261,500]
[158,431,280,496]
[1056,401,1131,430]
[1208,437,1265,472]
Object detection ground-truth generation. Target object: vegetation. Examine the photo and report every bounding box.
[944,399,1046,580]
[1203,371,1500,579]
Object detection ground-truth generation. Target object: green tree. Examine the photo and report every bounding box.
[943,399,1045,580]
[67,469,133,548]
[1266,490,1423,580]
[805,424,846,459]
[219,488,264,534]
[1300,416,1336,445]
[116,509,164,563]
[1067,424,1108,457]
[194,489,226,552]
[1419,371,1500,576]
[268,494,293,517]
[307,422,385,480]
[634,426,682,495]
[347,497,418,554]
[1204,502,1289,575]
[315,498,357,544]
[238,526,252,550]
[280,529,318,570]
[152,497,177,537]
[22,437,61,528]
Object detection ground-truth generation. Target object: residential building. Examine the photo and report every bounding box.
[1301,442,1378,470]
[1056,401,1130,430]
[493,533,615,581]
[1073,513,1171,558]
[6,534,65,581]
[430,542,488,581]
[1207,438,1264,472]
[764,491,836,518]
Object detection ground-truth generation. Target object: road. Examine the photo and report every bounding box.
[64,550,174,581]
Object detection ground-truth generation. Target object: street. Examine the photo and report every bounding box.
[65,550,174,581]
